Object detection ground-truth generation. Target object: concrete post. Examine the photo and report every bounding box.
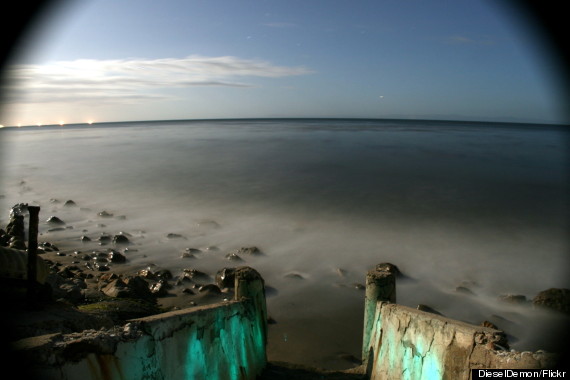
[234,267,268,348]
[362,264,396,366]
[26,205,40,306]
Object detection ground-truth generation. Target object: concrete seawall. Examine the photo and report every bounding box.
[362,264,558,380]
[11,263,563,380]
[13,267,267,380]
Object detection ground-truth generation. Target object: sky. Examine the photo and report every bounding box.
[0,0,567,126]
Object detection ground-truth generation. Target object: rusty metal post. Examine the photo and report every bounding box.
[27,205,40,304]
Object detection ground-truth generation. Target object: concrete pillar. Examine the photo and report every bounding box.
[234,267,268,348]
[362,263,396,366]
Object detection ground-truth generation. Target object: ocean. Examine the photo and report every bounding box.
[0,118,568,368]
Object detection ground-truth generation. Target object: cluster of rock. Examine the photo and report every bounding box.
[0,203,29,249]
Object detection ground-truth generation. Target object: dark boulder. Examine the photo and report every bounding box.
[498,294,527,304]
[46,216,66,226]
[108,250,126,263]
[533,288,570,314]
[112,234,130,245]
[215,268,236,289]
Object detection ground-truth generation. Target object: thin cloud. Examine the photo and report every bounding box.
[446,35,495,45]
[3,55,314,105]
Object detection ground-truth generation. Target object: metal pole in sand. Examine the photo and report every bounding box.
[26,205,40,305]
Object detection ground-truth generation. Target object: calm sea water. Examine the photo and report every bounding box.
[0,118,568,366]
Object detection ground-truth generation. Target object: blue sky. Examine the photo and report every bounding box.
[0,0,566,126]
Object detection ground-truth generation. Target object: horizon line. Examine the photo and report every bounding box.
[1,116,568,130]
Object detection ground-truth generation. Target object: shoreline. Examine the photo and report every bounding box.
[1,197,569,371]
[1,200,366,370]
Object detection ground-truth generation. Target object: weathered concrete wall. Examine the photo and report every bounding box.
[14,267,267,380]
[362,265,558,380]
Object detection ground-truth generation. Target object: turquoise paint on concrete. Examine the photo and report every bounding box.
[185,328,209,379]
[368,305,445,380]
[180,304,266,380]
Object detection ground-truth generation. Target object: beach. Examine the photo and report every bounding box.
[1,119,569,369]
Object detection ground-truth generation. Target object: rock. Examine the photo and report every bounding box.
[532,288,570,314]
[98,234,111,245]
[10,203,29,217]
[149,280,170,297]
[185,248,202,254]
[39,242,59,252]
[481,320,499,329]
[64,200,77,207]
[215,268,236,289]
[198,284,221,294]
[455,286,475,295]
[182,288,194,295]
[284,272,304,280]
[166,233,185,239]
[108,251,126,263]
[265,285,278,297]
[80,236,92,242]
[98,211,114,218]
[233,246,263,256]
[137,268,156,280]
[98,272,119,283]
[102,276,155,301]
[56,283,84,304]
[6,214,26,243]
[93,252,110,263]
[46,216,66,226]
[225,253,243,262]
[181,252,196,259]
[9,238,27,250]
[498,294,527,304]
[101,279,131,298]
[112,234,130,245]
[154,269,173,280]
[95,264,110,272]
[182,268,210,283]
